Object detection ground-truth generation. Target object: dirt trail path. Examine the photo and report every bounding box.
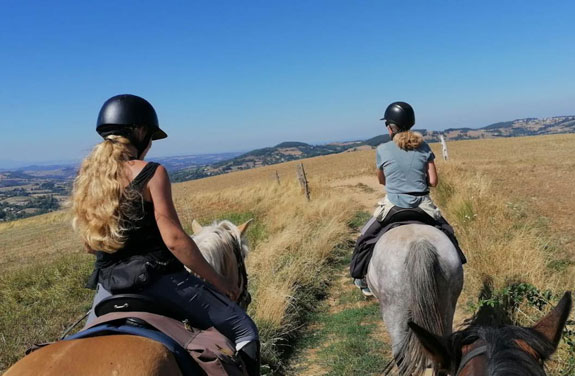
[289,175,440,375]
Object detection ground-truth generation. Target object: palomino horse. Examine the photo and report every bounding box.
[366,224,464,375]
[409,292,572,376]
[5,219,253,376]
[192,219,252,309]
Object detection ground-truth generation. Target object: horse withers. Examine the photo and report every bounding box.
[409,292,572,376]
[4,219,253,376]
[366,224,464,375]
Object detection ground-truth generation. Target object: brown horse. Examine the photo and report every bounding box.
[5,219,252,376]
[409,291,572,376]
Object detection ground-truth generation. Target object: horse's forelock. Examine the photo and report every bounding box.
[451,325,553,376]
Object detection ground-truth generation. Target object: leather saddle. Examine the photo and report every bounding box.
[381,206,436,227]
[94,293,190,324]
[86,294,246,376]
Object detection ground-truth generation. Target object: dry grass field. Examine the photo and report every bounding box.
[1,133,574,374]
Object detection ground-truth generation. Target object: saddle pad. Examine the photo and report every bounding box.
[67,324,202,375]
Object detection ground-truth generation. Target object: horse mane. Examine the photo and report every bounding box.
[450,318,556,376]
[192,220,248,276]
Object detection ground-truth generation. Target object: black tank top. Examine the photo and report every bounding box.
[86,162,182,289]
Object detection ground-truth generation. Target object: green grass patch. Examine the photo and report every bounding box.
[0,252,94,371]
[287,211,392,375]
[454,199,475,224]
[434,179,455,208]
[546,259,573,272]
[347,210,371,230]
[294,302,390,376]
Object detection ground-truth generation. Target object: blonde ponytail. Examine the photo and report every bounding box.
[393,131,424,150]
[71,136,140,253]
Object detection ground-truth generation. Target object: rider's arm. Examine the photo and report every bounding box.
[427,161,438,187]
[147,165,239,300]
[377,168,386,185]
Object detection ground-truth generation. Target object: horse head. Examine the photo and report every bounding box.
[408,291,572,376]
[191,218,253,310]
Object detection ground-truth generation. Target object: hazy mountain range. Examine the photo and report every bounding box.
[171,116,575,181]
[1,115,574,185]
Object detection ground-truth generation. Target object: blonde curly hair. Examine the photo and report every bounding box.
[71,135,141,253]
[388,124,424,150]
[393,131,424,150]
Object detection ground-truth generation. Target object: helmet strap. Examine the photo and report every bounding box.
[131,131,152,159]
[100,127,151,159]
[386,122,399,139]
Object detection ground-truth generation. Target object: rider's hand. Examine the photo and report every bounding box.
[224,283,240,302]
[216,280,239,302]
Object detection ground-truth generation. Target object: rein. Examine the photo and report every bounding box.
[231,238,251,309]
[456,344,488,375]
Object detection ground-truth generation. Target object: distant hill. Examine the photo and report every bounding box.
[0,152,241,222]
[170,141,363,181]
[171,116,575,182]
[425,116,575,142]
[2,115,574,219]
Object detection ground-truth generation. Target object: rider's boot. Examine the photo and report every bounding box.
[353,278,373,297]
[238,340,260,376]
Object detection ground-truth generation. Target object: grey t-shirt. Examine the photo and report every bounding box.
[376,140,435,208]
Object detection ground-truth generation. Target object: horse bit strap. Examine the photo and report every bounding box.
[456,345,488,375]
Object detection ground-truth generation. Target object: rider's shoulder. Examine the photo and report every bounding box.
[376,140,395,154]
[418,141,432,152]
[127,161,166,180]
[146,162,169,181]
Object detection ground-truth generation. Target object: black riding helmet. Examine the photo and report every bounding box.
[380,101,415,132]
[96,94,167,157]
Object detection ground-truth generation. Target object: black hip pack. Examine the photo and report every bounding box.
[100,256,182,293]
[101,255,153,293]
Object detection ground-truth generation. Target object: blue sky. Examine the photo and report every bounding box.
[1,1,574,165]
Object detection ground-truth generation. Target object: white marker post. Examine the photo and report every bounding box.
[440,135,448,161]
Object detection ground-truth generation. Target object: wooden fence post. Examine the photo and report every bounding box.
[275,170,281,185]
[296,163,311,201]
[440,135,449,161]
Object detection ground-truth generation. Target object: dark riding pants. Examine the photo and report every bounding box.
[86,271,259,350]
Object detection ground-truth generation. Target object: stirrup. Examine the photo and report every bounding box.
[361,287,373,297]
[354,279,373,296]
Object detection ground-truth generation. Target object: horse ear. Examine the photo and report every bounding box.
[191,220,203,235]
[408,321,452,371]
[237,219,253,236]
[531,291,572,349]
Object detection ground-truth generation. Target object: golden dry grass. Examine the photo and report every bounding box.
[0,211,83,272]
[437,134,575,259]
[1,133,574,374]
[173,178,359,364]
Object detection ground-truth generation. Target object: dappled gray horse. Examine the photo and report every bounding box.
[367,223,463,375]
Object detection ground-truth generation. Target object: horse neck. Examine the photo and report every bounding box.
[193,225,241,287]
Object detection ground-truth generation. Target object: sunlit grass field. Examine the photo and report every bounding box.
[1,133,574,374]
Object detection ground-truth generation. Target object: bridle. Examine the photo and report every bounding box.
[455,340,544,375]
[456,344,488,375]
[231,237,251,309]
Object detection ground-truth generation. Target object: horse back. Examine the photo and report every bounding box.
[367,224,463,375]
[5,335,183,376]
[369,224,462,283]
[367,223,463,324]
